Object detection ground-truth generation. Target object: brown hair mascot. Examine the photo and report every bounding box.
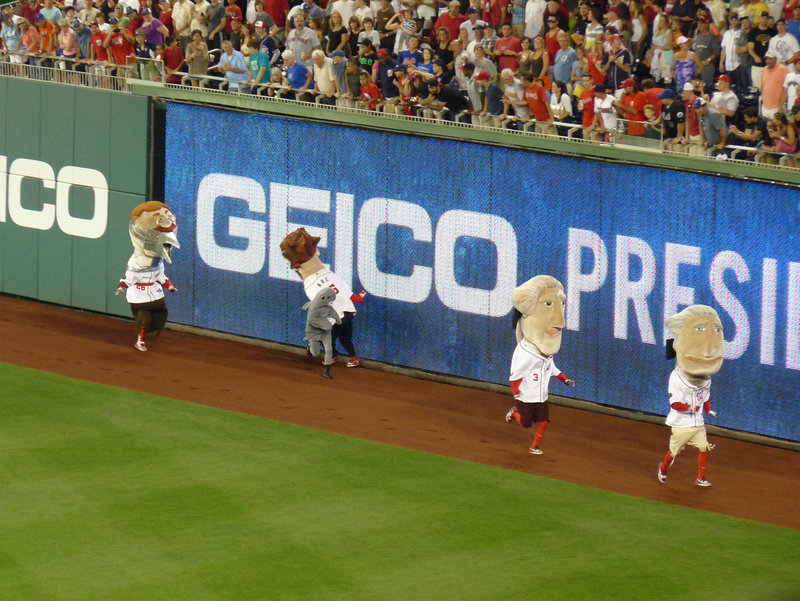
[280,228,366,378]
[115,201,180,352]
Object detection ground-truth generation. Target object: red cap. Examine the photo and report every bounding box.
[473,71,491,81]
[622,78,636,88]
[716,74,730,83]
[608,33,621,41]
[377,48,389,57]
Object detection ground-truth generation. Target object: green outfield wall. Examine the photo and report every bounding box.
[0,77,150,316]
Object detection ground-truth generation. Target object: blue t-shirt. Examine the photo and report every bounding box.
[485,82,504,116]
[286,61,312,89]
[554,47,577,84]
[398,49,421,66]
[788,19,800,40]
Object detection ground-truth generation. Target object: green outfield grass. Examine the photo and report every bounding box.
[0,362,797,601]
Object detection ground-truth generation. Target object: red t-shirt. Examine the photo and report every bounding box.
[545,29,561,63]
[163,45,184,82]
[224,5,241,35]
[621,90,647,135]
[643,87,663,116]
[360,82,382,109]
[108,31,135,65]
[434,12,467,41]
[126,15,143,34]
[580,89,595,127]
[524,82,550,122]
[91,31,108,61]
[686,102,700,136]
[482,0,509,26]
[588,56,605,85]
[159,9,173,34]
[263,0,289,27]
[494,35,521,73]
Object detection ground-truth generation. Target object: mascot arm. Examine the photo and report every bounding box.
[556,372,575,387]
[703,399,717,416]
[670,401,692,411]
[115,280,129,295]
[350,290,367,304]
[164,279,177,292]
[510,378,522,399]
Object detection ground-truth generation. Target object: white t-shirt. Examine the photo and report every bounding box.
[665,369,710,428]
[721,28,741,71]
[123,256,169,304]
[303,268,357,319]
[594,93,617,130]
[784,71,800,110]
[509,338,562,404]
[767,33,800,66]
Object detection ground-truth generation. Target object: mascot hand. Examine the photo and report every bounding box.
[165,279,177,293]
[708,410,717,418]
[565,379,576,387]
[116,282,128,295]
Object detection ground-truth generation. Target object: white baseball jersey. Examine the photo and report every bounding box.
[303,268,356,319]
[122,255,169,304]
[665,369,711,428]
[509,338,562,404]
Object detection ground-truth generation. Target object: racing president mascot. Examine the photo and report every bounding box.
[505,275,575,455]
[657,305,724,487]
[116,201,180,352]
[280,228,365,375]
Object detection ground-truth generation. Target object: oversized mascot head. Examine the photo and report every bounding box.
[280,227,324,279]
[129,201,180,265]
[666,305,724,378]
[512,275,566,357]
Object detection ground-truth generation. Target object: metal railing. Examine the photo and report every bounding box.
[2,49,798,172]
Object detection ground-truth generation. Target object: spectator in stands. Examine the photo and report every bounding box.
[286,13,319,67]
[206,0,227,51]
[553,29,575,88]
[543,11,563,65]
[619,77,647,135]
[544,0,568,32]
[158,0,173,34]
[40,0,63,23]
[245,35,270,90]
[494,22,521,73]
[254,20,278,62]
[729,105,770,146]
[228,15,244,50]
[577,72,596,130]
[761,49,789,117]
[0,14,21,60]
[782,55,800,109]
[472,43,497,79]
[422,75,470,118]
[460,7,485,42]
[656,87,685,149]
[762,110,797,154]
[670,0,698,36]
[286,0,322,27]
[358,39,377,72]
[357,69,382,108]
[282,48,313,97]
[680,83,706,155]
[522,72,554,134]
[693,15,719,91]
[768,18,800,65]
[161,34,184,82]
[125,7,143,36]
[87,20,108,68]
[386,8,416,54]
[185,28,210,86]
[397,32,419,65]
[189,0,209,43]
[433,28,454,69]
[359,17,380,48]
[695,96,727,154]
[709,74,739,123]
[373,46,399,97]
[435,1,466,42]
[104,17,136,76]
[481,22,498,55]
[330,0,355,33]
[309,48,336,104]
[483,0,509,29]
[586,82,618,141]
[330,49,348,104]
[749,10,777,89]
[263,0,288,43]
[342,56,361,102]
[720,12,742,88]
[171,0,192,49]
[549,78,572,121]
[745,0,770,23]
[141,7,169,48]
[789,4,800,39]
[22,0,42,26]
[475,69,505,127]
[376,0,395,51]
[215,38,247,89]
[672,35,701,90]
[500,67,530,128]
[417,44,435,73]
[603,33,631,90]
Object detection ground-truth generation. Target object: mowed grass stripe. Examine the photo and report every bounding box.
[0,363,797,601]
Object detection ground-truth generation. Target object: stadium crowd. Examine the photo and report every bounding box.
[2,0,800,162]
